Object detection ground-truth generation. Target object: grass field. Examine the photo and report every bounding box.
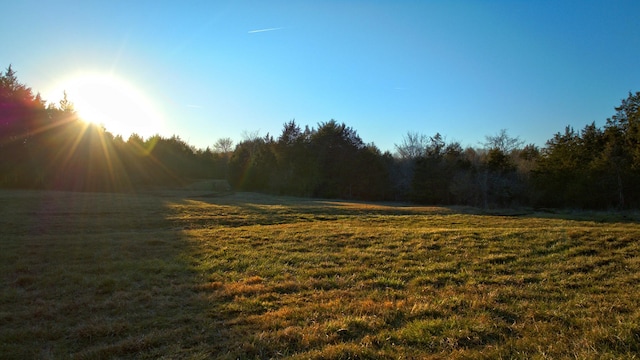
[1,189,640,359]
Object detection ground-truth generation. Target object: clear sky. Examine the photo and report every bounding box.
[2,0,639,152]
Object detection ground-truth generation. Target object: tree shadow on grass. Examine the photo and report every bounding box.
[5,190,634,358]
[0,190,232,359]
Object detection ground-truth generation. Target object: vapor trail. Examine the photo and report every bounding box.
[248,27,284,34]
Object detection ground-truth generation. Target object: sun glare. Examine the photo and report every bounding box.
[47,73,165,139]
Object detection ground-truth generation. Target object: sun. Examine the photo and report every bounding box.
[47,72,165,139]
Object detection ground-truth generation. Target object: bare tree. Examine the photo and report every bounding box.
[213,137,234,153]
[241,129,261,142]
[394,131,429,159]
[483,129,523,153]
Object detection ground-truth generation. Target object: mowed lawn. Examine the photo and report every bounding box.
[1,190,640,359]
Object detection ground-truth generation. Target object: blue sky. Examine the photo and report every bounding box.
[2,0,639,152]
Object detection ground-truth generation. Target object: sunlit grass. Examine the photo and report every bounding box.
[1,190,639,358]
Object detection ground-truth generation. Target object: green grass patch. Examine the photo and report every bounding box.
[1,190,640,358]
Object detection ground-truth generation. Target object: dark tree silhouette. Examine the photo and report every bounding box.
[3,64,640,208]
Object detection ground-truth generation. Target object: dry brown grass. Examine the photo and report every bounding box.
[1,190,640,359]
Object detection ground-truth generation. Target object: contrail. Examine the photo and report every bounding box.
[248,27,284,34]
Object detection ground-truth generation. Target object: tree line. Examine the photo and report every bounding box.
[0,65,230,192]
[2,65,639,208]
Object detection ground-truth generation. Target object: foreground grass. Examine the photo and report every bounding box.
[1,190,639,359]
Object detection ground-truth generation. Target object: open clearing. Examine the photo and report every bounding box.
[1,190,639,359]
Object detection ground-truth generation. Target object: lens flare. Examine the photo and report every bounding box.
[46,72,165,140]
